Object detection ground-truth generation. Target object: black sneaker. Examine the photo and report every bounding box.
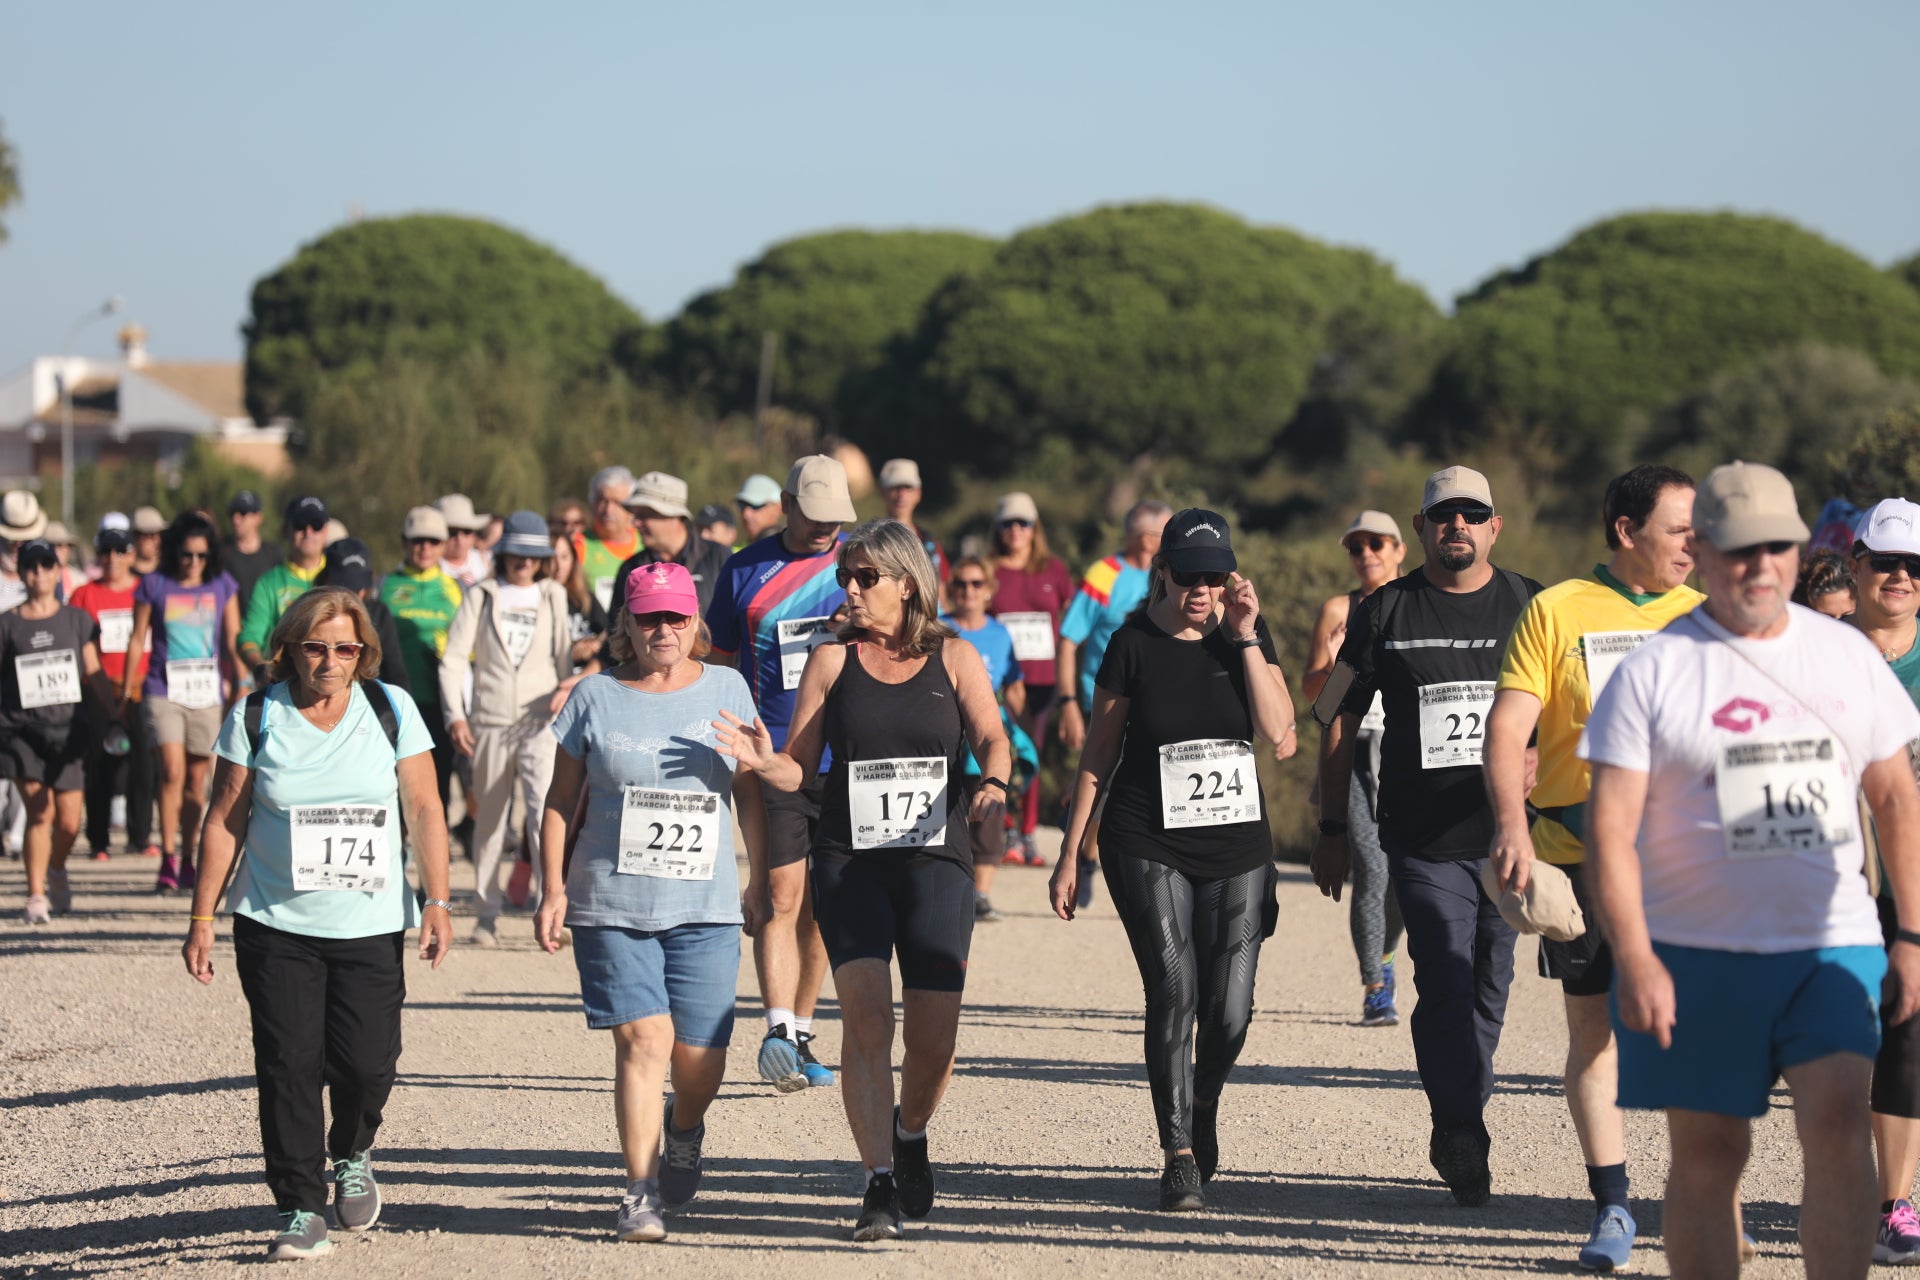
[1159,1152,1205,1212]
[1430,1126,1491,1207]
[892,1107,934,1218]
[1192,1098,1219,1183]
[852,1171,904,1242]
[1076,858,1098,909]
[331,1150,380,1230]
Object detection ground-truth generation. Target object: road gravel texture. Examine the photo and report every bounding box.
[3,842,1823,1278]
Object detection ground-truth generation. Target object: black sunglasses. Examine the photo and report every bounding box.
[291,519,328,534]
[179,549,210,562]
[1726,541,1798,558]
[998,518,1033,530]
[949,577,990,591]
[1423,504,1494,526]
[836,565,885,590]
[1169,568,1229,589]
[408,536,445,547]
[1866,552,1920,578]
[1345,535,1386,555]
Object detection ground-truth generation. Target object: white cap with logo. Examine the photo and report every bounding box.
[1856,498,1920,557]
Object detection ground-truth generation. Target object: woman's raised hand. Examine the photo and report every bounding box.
[712,710,776,772]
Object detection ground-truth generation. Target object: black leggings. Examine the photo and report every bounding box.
[1104,852,1266,1152]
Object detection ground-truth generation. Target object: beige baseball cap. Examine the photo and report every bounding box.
[878,458,923,491]
[403,506,450,541]
[1342,510,1402,544]
[132,505,167,535]
[1421,466,1494,513]
[1693,461,1809,550]
[627,471,691,519]
[784,455,857,524]
[1479,859,1586,942]
[995,492,1040,526]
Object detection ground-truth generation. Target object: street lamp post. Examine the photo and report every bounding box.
[58,296,123,530]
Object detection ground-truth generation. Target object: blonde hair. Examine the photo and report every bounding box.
[949,553,997,595]
[836,519,955,657]
[269,587,383,685]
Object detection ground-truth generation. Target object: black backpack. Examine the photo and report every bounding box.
[242,680,401,763]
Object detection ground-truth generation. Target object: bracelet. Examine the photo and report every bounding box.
[977,778,1009,794]
[423,899,453,912]
[189,915,216,923]
[1232,634,1262,649]
[1897,928,1920,948]
[1318,819,1348,835]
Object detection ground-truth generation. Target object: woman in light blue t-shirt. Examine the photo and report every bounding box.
[537,561,768,1245]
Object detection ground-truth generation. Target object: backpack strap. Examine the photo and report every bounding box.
[360,679,402,754]
[244,687,270,767]
[1499,568,1531,613]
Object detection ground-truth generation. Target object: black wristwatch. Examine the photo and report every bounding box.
[1319,818,1348,835]
[1896,928,1920,949]
[978,777,1009,795]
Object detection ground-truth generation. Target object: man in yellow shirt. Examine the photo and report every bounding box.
[1482,464,1701,1272]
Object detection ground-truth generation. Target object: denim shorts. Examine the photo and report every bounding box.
[1613,941,1885,1118]
[569,921,741,1045]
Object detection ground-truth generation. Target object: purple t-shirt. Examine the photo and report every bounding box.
[135,572,238,699]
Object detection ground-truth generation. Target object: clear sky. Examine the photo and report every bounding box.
[1,1,1914,375]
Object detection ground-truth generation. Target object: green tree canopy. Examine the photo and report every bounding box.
[1835,404,1920,508]
[0,117,20,246]
[243,214,645,424]
[654,229,997,430]
[1895,252,1920,297]
[887,203,1444,480]
[1423,212,1920,477]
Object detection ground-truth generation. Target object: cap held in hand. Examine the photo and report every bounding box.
[1479,858,1586,942]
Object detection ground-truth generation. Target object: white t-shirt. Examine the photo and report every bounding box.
[1580,603,1920,953]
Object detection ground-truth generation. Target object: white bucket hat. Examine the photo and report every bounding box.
[1,491,49,542]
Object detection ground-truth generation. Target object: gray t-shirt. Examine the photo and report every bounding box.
[0,604,97,726]
[552,665,758,930]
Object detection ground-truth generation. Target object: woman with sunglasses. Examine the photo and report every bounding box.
[988,492,1074,866]
[438,511,573,946]
[1302,511,1408,1027]
[1048,508,1295,1211]
[125,514,242,894]
[942,554,1034,922]
[185,586,451,1261]
[717,520,1011,1242]
[532,562,766,1243]
[72,525,156,861]
[6,539,113,922]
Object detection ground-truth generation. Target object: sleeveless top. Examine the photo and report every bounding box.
[816,639,973,868]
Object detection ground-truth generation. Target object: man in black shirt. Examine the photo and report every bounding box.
[1313,465,1542,1208]
[219,490,285,617]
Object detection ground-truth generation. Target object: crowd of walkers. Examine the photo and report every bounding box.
[12,446,1920,1279]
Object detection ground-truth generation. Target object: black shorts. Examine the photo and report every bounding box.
[0,730,87,793]
[764,771,824,870]
[1874,896,1920,1118]
[810,852,974,992]
[1537,860,1613,998]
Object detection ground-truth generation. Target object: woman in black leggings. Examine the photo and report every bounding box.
[1049,508,1296,1210]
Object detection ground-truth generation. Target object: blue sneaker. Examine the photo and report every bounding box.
[1578,1204,1636,1272]
[758,1026,807,1093]
[1361,983,1398,1026]
[797,1031,836,1087]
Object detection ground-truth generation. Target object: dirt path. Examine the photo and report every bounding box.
[2,845,1818,1278]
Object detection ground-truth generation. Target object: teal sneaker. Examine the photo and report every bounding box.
[1577,1204,1636,1271]
[332,1150,380,1231]
[267,1209,331,1261]
[797,1032,836,1088]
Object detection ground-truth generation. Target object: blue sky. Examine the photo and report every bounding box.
[2,1,1914,374]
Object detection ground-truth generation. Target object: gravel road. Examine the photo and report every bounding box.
[2,843,1824,1278]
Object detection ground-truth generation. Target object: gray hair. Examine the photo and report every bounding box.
[1125,500,1173,534]
[588,465,635,503]
[835,519,955,658]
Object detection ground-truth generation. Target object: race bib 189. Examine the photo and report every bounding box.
[167,659,221,710]
[1157,739,1260,829]
[289,805,391,892]
[999,612,1056,663]
[617,787,720,880]
[1716,735,1853,858]
[1581,630,1654,705]
[848,757,948,850]
[778,616,835,691]
[16,649,80,710]
[1417,680,1495,770]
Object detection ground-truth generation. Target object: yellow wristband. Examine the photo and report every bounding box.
[190,915,216,923]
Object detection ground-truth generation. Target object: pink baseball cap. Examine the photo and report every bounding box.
[625,561,699,616]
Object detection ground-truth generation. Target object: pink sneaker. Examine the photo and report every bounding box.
[178,856,198,892]
[139,844,162,858]
[154,854,181,894]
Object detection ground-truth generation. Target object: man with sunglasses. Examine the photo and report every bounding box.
[219,490,285,619]
[1480,464,1700,1270]
[1585,463,1920,1280]
[238,496,332,683]
[381,507,465,816]
[72,526,156,860]
[705,454,855,1092]
[1314,465,1542,1208]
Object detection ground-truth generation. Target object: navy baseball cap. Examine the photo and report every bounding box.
[1161,508,1237,575]
[229,490,263,514]
[321,538,375,592]
[286,495,329,530]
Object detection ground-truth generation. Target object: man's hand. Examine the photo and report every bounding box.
[1614,949,1677,1049]
[1487,824,1536,896]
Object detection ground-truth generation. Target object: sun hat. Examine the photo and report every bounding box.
[1,492,49,542]
[434,493,490,533]
[496,510,556,558]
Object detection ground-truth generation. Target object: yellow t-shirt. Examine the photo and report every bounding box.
[1495,566,1704,865]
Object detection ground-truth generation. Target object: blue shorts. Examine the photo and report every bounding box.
[1613,941,1885,1118]
[570,922,740,1046]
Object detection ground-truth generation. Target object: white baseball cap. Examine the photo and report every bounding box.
[1857,498,1920,557]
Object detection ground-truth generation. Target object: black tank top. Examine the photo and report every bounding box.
[817,639,972,867]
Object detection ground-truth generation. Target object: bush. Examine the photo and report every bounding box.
[1834,404,1920,507]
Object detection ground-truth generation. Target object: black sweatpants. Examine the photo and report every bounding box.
[1386,849,1517,1138]
[83,710,154,852]
[233,915,407,1214]
[1104,852,1266,1152]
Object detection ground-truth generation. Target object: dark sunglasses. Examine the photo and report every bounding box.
[1726,541,1798,558]
[291,519,328,534]
[997,518,1033,530]
[632,611,692,630]
[1169,568,1230,589]
[1423,504,1494,526]
[299,640,365,660]
[1345,536,1387,556]
[1866,552,1920,578]
[408,536,445,547]
[179,549,210,562]
[836,566,885,590]
[949,577,989,591]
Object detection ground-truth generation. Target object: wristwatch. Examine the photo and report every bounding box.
[423,898,453,912]
[1318,819,1348,835]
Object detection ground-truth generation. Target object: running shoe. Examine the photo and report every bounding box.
[1877,1199,1920,1265]
[331,1151,380,1231]
[616,1185,667,1242]
[469,919,499,948]
[1192,1097,1220,1183]
[1159,1152,1205,1212]
[1001,843,1025,866]
[154,853,181,894]
[659,1096,705,1208]
[1429,1126,1491,1207]
[797,1031,836,1088]
[139,843,162,859]
[46,868,71,915]
[22,894,51,925]
[1578,1204,1636,1271]
[90,848,110,862]
[178,855,198,892]
[758,1025,808,1093]
[1022,833,1047,867]
[974,895,1002,923]
[852,1171,904,1242]
[1361,983,1398,1027]
[892,1106,934,1218]
[267,1209,332,1260]
[1076,858,1098,909]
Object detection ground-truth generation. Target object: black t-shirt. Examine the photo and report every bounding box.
[1336,567,1542,859]
[222,537,286,614]
[1094,612,1279,878]
[0,604,97,725]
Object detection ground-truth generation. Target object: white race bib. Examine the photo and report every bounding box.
[167,659,220,710]
[848,757,948,850]
[499,607,539,667]
[289,804,392,892]
[98,609,134,656]
[616,787,721,880]
[1000,611,1056,663]
[1581,630,1654,704]
[1716,734,1853,859]
[16,649,80,710]
[1417,680,1494,769]
[593,575,616,612]
[1157,739,1260,828]
[778,616,835,691]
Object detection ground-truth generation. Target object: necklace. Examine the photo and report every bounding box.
[302,695,350,732]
